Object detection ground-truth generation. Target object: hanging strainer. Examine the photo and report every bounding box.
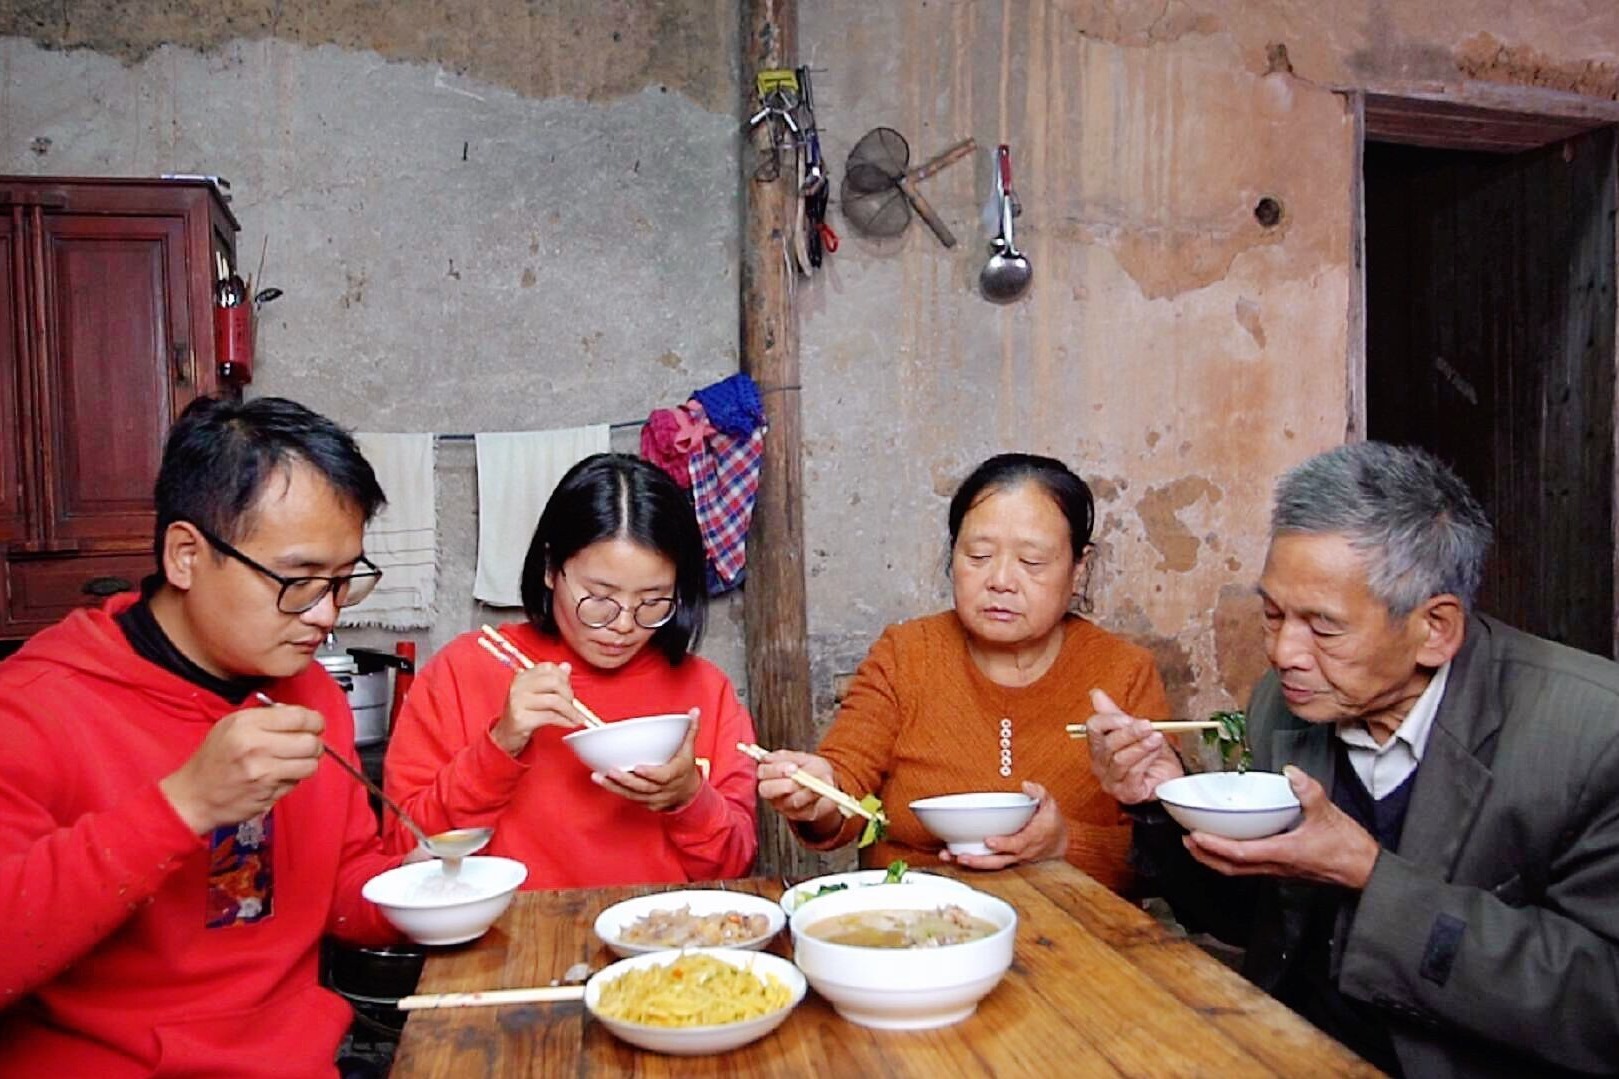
[839,128,975,246]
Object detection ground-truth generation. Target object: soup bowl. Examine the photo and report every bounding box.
[563,713,690,773]
[789,883,1016,1029]
[1154,771,1302,840]
[361,856,528,946]
[909,792,1038,855]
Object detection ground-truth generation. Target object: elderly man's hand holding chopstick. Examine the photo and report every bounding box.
[1085,688,1187,805]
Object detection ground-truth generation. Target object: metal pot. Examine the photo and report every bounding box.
[316,639,413,747]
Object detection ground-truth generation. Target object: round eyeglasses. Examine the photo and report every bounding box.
[191,522,382,614]
[558,568,676,630]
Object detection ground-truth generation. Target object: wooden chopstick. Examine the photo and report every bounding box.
[398,984,586,1011]
[1066,720,1222,739]
[477,624,605,729]
[736,742,878,822]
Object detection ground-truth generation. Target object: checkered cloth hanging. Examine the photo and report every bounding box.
[686,401,765,593]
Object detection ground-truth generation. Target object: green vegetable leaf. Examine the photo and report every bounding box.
[883,859,909,884]
[856,794,889,848]
[1200,709,1252,773]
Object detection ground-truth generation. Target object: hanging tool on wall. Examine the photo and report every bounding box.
[840,129,975,248]
[746,67,802,184]
[796,65,837,273]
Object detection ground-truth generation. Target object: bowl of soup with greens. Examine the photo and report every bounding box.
[789,883,1016,1030]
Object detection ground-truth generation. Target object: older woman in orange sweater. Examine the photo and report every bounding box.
[755,453,1169,892]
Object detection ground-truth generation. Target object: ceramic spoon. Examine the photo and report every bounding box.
[253,693,493,872]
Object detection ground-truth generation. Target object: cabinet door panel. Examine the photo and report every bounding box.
[0,215,25,546]
[1,551,150,636]
[38,213,185,546]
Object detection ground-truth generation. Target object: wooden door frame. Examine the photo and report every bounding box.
[1341,80,1619,653]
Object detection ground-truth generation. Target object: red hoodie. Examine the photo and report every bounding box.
[0,596,401,1077]
[383,622,759,887]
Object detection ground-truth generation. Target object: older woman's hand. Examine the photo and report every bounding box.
[1086,688,1185,804]
[941,781,1069,870]
[754,750,846,839]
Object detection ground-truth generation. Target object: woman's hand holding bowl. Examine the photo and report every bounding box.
[592,708,703,812]
[491,661,590,756]
[939,781,1068,869]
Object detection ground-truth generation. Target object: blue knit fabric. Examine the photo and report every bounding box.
[690,374,765,438]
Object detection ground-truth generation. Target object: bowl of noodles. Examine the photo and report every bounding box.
[584,948,806,1055]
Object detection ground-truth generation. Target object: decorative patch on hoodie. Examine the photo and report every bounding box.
[205,812,274,927]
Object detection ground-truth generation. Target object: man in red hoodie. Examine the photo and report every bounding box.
[0,396,405,1076]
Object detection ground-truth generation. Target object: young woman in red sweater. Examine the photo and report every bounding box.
[383,454,759,888]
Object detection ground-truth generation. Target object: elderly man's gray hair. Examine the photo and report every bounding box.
[1272,442,1493,615]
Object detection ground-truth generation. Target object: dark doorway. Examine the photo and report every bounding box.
[1364,126,1617,656]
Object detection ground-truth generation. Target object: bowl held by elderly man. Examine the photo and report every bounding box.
[361,856,528,945]
[909,792,1038,855]
[789,883,1017,1030]
[562,712,689,772]
[1154,772,1302,840]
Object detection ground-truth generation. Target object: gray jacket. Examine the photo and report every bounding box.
[1135,614,1619,1076]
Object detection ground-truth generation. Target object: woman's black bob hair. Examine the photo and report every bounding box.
[520,453,707,664]
[947,452,1096,558]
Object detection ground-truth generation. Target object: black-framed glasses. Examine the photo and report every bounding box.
[191,522,383,614]
[557,568,676,630]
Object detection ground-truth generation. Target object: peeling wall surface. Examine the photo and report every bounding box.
[2,1,1617,720]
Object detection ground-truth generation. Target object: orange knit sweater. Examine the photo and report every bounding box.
[806,612,1169,893]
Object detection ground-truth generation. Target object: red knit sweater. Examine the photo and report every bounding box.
[382,622,759,888]
[0,598,400,1077]
[808,612,1170,892]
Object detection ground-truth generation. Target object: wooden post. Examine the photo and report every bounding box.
[739,0,815,880]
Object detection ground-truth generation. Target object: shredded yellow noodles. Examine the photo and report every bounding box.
[594,953,791,1027]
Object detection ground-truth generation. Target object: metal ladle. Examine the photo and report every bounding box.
[253,694,493,869]
[980,144,1033,304]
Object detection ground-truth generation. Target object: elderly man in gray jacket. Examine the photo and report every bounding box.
[1087,441,1619,1077]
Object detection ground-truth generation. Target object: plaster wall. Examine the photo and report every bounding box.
[2,0,1617,724]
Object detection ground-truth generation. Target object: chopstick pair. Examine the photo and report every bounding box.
[1065,720,1221,740]
[735,742,879,823]
[477,624,606,729]
[398,984,586,1010]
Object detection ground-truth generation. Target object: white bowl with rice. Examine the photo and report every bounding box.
[585,948,806,1055]
[361,856,527,946]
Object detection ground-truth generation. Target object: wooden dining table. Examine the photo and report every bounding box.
[390,861,1378,1076]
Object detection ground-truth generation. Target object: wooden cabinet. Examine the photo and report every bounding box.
[0,177,239,638]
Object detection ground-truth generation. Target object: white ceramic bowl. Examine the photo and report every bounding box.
[361,856,527,946]
[585,947,806,1055]
[779,868,972,915]
[1155,771,1302,840]
[594,889,786,958]
[563,712,689,773]
[909,792,1039,855]
[790,883,1017,1030]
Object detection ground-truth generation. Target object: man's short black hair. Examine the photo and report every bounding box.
[152,396,386,577]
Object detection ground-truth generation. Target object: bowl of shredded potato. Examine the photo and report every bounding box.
[585,948,806,1055]
[594,889,785,958]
